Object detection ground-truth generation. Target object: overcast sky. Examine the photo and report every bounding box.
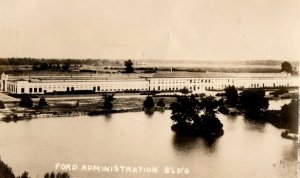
[0,0,299,61]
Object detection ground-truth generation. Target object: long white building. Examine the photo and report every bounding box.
[0,72,298,94]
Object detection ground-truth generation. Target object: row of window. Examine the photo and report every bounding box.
[154,78,233,84]
[20,86,148,94]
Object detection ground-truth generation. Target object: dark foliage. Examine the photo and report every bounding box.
[62,63,70,71]
[170,95,200,124]
[18,171,30,178]
[281,99,298,133]
[143,95,155,111]
[19,95,33,108]
[218,105,229,114]
[180,87,190,95]
[38,96,48,108]
[0,158,15,178]
[281,61,292,73]
[156,98,166,108]
[102,93,115,113]
[240,89,269,113]
[170,95,223,137]
[0,100,5,109]
[124,59,134,73]
[44,172,70,178]
[224,86,238,106]
[270,88,289,97]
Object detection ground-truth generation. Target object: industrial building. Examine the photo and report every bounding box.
[0,72,298,94]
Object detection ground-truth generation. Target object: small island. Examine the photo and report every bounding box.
[170,94,224,138]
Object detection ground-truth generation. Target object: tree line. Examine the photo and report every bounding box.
[0,157,70,178]
[0,58,122,66]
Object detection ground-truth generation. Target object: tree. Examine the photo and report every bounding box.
[143,95,154,110]
[75,100,79,107]
[20,171,30,178]
[19,95,33,108]
[0,100,5,109]
[170,95,200,124]
[240,89,269,113]
[224,86,238,106]
[180,87,190,94]
[281,99,298,133]
[102,93,114,113]
[170,95,223,137]
[38,96,48,108]
[124,59,134,73]
[0,158,15,178]
[281,61,292,73]
[157,98,166,108]
[44,172,70,178]
[39,63,49,70]
[62,62,70,71]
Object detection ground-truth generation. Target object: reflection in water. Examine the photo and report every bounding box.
[104,114,112,121]
[172,133,219,153]
[145,110,154,118]
[243,115,266,132]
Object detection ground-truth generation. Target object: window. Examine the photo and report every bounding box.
[21,88,25,93]
[29,88,32,93]
[34,88,37,93]
[39,88,42,92]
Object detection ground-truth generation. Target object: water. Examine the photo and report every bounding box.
[268,99,291,110]
[0,110,297,178]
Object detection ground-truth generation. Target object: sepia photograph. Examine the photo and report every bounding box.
[0,0,299,178]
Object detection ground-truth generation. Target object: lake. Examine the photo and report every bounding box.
[0,106,297,178]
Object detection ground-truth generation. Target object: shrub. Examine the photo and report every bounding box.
[143,95,154,110]
[102,93,114,113]
[0,100,5,109]
[19,95,33,108]
[240,89,269,113]
[156,98,166,108]
[224,86,238,106]
[38,96,48,108]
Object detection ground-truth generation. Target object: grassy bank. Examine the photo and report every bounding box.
[1,96,176,122]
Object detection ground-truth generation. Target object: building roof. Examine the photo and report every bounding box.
[152,72,290,78]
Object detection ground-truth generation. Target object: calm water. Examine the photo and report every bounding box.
[0,109,297,178]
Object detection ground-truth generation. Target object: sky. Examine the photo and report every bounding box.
[0,0,299,61]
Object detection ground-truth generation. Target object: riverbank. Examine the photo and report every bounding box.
[0,96,176,122]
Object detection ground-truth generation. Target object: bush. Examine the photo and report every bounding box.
[156,98,166,108]
[170,95,223,137]
[240,89,268,113]
[180,87,190,95]
[19,95,33,108]
[38,96,48,108]
[102,93,114,113]
[44,172,70,178]
[224,86,238,106]
[0,100,5,109]
[281,99,298,133]
[143,95,154,110]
